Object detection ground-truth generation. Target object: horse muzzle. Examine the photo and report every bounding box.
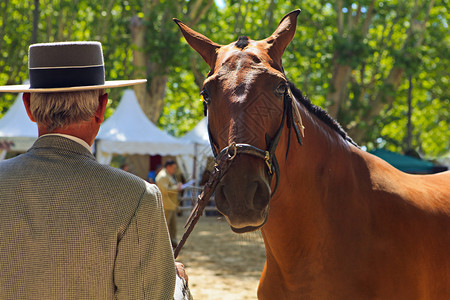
[214,155,271,233]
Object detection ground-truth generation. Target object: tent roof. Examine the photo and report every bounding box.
[369,148,438,174]
[179,117,213,157]
[96,89,193,156]
[0,93,38,151]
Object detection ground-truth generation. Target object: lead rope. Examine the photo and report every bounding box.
[173,143,237,259]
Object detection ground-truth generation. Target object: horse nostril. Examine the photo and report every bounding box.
[252,180,271,210]
[215,184,230,215]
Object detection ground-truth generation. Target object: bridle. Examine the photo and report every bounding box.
[204,85,304,197]
[173,89,304,258]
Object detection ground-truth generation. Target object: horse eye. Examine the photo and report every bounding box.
[200,89,211,104]
[275,82,287,96]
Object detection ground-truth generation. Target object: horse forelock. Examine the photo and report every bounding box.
[235,36,250,49]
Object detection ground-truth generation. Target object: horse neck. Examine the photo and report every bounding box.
[276,102,358,202]
[263,103,366,255]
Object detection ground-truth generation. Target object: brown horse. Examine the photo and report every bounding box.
[175,10,450,299]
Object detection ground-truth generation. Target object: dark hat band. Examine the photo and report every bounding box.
[29,65,105,89]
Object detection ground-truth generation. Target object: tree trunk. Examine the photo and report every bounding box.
[32,0,39,43]
[127,1,213,176]
[128,15,169,177]
[405,74,413,151]
[327,1,375,119]
[327,60,352,118]
[349,66,404,142]
[130,15,168,123]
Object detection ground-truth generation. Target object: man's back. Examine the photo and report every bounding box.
[0,135,175,299]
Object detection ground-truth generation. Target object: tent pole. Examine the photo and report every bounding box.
[193,143,198,185]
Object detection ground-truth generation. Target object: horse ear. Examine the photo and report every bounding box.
[265,9,301,66]
[174,18,221,69]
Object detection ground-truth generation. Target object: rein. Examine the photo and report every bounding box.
[174,144,237,258]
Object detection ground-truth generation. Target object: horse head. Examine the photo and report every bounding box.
[175,10,301,233]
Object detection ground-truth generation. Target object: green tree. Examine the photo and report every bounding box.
[1,0,448,160]
[130,0,216,123]
[0,0,139,114]
[162,0,448,158]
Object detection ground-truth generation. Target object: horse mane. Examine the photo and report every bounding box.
[288,81,358,147]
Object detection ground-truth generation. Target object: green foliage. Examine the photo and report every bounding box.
[143,1,183,68]
[333,31,372,68]
[159,67,204,136]
[0,0,448,159]
[379,78,449,157]
[0,0,138,110]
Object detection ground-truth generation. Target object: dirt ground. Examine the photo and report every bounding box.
[175,215,266,299]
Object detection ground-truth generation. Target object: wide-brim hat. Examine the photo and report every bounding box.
[0,41,146,93]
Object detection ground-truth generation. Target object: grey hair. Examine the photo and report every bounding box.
[30,89,104,132]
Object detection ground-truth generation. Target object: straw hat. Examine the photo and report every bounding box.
[0,41,146,93]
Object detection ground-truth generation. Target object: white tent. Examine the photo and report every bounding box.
[180,118,209,145]
[178,117,214,184]
[179,117,213,156]
[0,93,38,159]
[96,89,193,164]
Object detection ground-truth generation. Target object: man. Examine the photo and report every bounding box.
[0,42,188,299]
[156,160,182,247]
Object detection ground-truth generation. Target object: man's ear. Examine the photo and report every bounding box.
[95,93,108,124]
[22,93,36,122]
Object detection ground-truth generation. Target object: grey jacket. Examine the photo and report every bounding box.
[0,135,176,299]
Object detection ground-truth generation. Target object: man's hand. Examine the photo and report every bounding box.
[174,262,193,300]
[175,262,188,284]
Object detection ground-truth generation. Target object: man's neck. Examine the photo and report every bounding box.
[38,120,99,146]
